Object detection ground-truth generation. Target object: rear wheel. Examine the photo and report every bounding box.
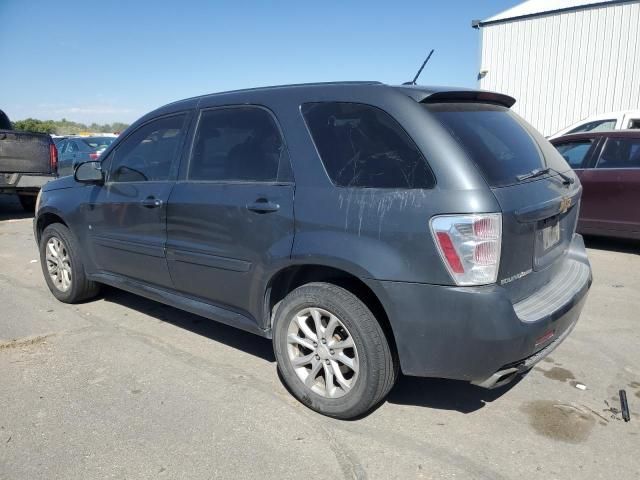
[39,223,100,303]
[18,194,36,212]
[273,282,397,419]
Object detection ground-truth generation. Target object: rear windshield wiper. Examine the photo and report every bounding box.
[516,167,574,185]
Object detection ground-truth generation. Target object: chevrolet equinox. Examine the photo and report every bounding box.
[34,82,592,418]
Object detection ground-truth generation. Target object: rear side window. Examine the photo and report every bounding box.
[301,102,435,189]
[596,138,640,169]
[628,119,640,129]
[568,119,616,134]
[554,140,593,168]
[427,103,545,187]
[189,107,289,182]
[82,137,114,150]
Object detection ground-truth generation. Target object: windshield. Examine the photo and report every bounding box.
[426,103,552,187]
[82,137,115,150]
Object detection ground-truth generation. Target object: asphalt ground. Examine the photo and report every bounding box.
[1,193,639,479]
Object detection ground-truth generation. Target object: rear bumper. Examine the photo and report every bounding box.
[0,173,54,193]
[372,234,591,384]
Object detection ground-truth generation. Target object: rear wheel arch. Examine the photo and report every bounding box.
[265,264,399,359]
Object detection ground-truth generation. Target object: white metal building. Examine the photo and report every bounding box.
[474,0,640,136]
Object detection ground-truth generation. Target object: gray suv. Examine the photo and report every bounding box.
[34,82,591,418]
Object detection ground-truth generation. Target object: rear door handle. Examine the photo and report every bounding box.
[247,198,280,213]
[141,196,163,208]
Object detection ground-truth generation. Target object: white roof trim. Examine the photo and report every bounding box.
[481,0,631,24]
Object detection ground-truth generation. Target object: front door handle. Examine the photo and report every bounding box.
[141,196,163,208]
[247,198,280,213]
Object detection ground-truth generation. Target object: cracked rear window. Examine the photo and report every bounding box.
[301,102,435,188]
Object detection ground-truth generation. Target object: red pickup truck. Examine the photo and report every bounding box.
[0,109,58,211]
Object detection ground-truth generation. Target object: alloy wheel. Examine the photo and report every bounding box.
[45,236,72,292]
[286,307,359,398]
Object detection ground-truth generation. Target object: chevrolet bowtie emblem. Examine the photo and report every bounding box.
[559,196,572,214]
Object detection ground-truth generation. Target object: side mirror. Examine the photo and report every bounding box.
[74,161,104,184]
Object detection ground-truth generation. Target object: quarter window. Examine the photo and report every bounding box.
[301,102,435,188]
[189,107,288,182]
[554,140,593,169]
[108,114,187,183]
[596,138,640,169]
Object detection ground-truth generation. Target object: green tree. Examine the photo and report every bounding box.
[12,118,130,135]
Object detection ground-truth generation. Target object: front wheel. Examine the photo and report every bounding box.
[39,223,100,303]
[273,282,397,419]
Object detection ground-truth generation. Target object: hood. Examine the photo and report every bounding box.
[42,175,78,192]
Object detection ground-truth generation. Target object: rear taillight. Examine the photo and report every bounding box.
[430,213,502,286]
[49,144,58,172]
[89,152,100,160]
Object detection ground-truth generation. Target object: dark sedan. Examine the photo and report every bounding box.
[551,130,640,240]
[56,136,115,176]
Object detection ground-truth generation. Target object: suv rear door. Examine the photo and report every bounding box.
[577,135,640,236]
[165,105,294,328]
[83,113,190,288]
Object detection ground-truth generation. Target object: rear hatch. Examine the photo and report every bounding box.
[426,102,581,303]
[0,129,56,174]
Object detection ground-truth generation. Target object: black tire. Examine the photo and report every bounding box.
[273,282,397,419]
[18,194,36,212]
[39,223,100,303]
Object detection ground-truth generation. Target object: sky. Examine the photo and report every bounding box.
[0,0,517,125]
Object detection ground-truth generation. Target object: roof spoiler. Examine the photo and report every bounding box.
[421,90,516,108]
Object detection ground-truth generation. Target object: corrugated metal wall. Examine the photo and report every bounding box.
[479,1,640,136]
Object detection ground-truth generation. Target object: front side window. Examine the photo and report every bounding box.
[301,102,435,189]
[628,119,640,129]
[568,119,616,134]
[108,114,187,183]
[189,107,287,182]
[596,138,640,169]
[554,140,593,169]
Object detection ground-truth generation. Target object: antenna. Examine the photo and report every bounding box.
[404,49,435,85]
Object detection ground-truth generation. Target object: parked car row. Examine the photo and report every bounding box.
[54,136,116,176]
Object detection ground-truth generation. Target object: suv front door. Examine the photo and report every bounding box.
[166,106,294,328]
[84,113,190,287]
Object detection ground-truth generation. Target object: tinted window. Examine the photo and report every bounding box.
[596,138,640,169]
[82,137,114,150]
[628,119,640,129]
[301,103,434,188]
[189,107,287,182]
[109,114,186,183]
[67,141,79,153]
[427,103,544,187]
[568,119,616,134]
[555,140,593,168]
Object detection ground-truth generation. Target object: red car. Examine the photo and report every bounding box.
[551,130,640,240]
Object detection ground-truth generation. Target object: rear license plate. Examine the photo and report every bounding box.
[541,222,560,251]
